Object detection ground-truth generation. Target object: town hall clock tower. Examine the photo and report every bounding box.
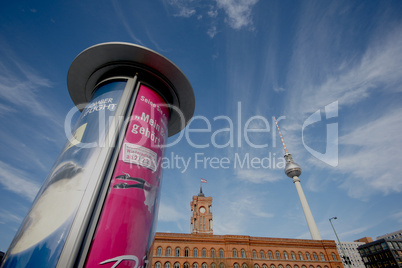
[190,187,213,234]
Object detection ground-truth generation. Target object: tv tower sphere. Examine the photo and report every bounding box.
[284,153,302,178]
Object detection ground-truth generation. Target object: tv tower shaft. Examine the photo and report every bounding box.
[274,118,322,240]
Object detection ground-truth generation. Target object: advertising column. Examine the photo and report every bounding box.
[85,84,169,267]
[1,42,195,268]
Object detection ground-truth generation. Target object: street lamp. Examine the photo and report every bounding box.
[329,217,351,268]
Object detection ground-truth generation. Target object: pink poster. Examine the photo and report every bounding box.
[85,84,169,267]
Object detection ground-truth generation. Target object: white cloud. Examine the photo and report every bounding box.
[235,169,282,184]
[158,202,187,222]
[167,0,196,18]
[207,26,218,38]
[0,161,41,201]
[215,0,259,29]
[336,109,402,199]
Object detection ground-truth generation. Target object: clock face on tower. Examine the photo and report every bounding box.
[199,207,206,214]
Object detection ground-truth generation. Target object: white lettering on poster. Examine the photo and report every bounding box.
[122,143,157,172]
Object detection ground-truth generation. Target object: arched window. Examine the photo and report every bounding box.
[268,251,273,260]
[301,266,306,268]
[276,251,280,260]
[165,262,171,268]
[291,252,296,260]
[202,248,207,258]
[233,249,238,258]
[317,266,322,268]
[234,263,240,268]
[184,263,190,268]
[156,262,161,268]
[242,264,247,268]
[253,250,257,259]
[185,248,189,257]
[284,251,288,260]
[241,249,246,258]
[175,263,180,268]
[320,253,325,261]
[286,265,291,268]
[194,248,198,258]
[278,265,283,268]
[211,249,215,258]
[260,250,265,259]
[299,252,304,260]
[332,253,337,261]
[306,252,310,260]
[262,265,267,268]
[176,248,181,257]
[219,249,224,258]
[166,247,171,257]
[220,263,225,268]
[157,247,162,257]
[313,253,318,261]
[211,263,216,268]
[294,266,299,268]
[202,263,207,268]
[270,265,275,268]
[254,265,259,268]
[193,263,198,268]
[309,266,313,268]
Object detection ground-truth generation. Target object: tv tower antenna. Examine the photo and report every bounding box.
[274,117,322,240]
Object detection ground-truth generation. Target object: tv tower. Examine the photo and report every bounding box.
[274,118,322,240]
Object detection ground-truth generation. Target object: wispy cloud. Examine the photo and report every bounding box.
[235,169,282,184]
[166,0,196,18]
[0,161,41,201]
[337,109,402,199]
[158,202,187,222]
[215,0,259,29]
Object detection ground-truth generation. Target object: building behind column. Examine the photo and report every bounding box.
[149,189,343,268]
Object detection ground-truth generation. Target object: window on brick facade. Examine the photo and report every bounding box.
[306,252,310,260]
[184,263,190,268]
[185,248,189,257]
[270,265,275,268]
[165,262,171,268]
[157,247,162,257]
[313,253,318,261]
[320,253,325,261]
[219,249,224,258]
[260,250,265,259]
[276,251,280,260]
[262,265,267,268]
[202,249,207,258]
[298,252,303,260]
[291,252,296,260]
[242,263,247,268]
[176,248,180,257]
[211,263,216,268]
[193,263,198,268]
[211,249,215,258]
[202,263,207,268]
[286,265,291,268]
[174,263,180,268]
[220,263,225,268]
[166,248,171,257]
[278,265,283,268]
[241,249,245,258]
[234,263,239,268]
[294,265,299,268]
[194,248,198,258]
[253,250,257,259]
[332,253,337,261]
[156,262,161,268]
[233,249,237,258]
[268,251,273,260]
[284,251,288,260]
[254,264,259,268]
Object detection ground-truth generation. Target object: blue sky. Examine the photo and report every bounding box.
[1,0,402,252]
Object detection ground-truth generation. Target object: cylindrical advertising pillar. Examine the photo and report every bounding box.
[1,43,195,268]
